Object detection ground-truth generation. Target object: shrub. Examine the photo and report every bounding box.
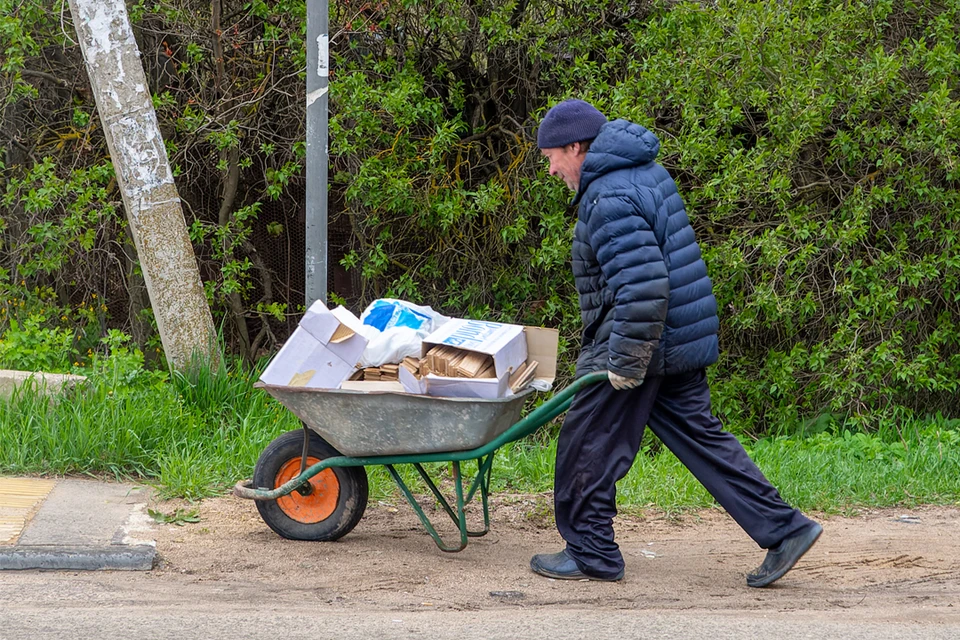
[330,0,960,432]
[2,0,959,434]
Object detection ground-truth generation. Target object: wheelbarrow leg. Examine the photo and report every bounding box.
[412,463,460,526]
[465,454,494,537]
[410,458,492,538]
[385,464,468,552]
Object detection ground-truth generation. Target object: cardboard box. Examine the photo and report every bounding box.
[259,302,368,389]
[399,322,559,399]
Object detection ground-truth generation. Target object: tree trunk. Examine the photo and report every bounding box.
[68,0,219,370]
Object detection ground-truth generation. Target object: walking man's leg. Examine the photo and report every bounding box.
[647,369,821,587]
[531,377,661,581]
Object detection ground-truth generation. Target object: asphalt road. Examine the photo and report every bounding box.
[0,573,956,640]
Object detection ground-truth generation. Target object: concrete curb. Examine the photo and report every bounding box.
[0,478,157,571]
[0,544,156,571]
[0,370,87,400]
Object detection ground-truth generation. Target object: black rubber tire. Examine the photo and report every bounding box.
[253,429,368,541]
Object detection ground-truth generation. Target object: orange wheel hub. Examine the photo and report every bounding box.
[275,457,340,523]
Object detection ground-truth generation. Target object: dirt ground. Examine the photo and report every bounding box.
[147,492,960,623]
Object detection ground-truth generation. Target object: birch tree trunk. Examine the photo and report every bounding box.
[67,0,219,370]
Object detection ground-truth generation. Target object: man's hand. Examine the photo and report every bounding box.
[608,371,643,390]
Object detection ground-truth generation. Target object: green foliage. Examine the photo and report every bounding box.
[330,0,960,431]
[328,0,618,374]
[86,329,169,389]
[0,282,109,371]
[2,0,305,363]
[0,354,295,499]
[3,0,960,435]
[588,0,960,431]
[2,157,119,276]
[0,314,77,371]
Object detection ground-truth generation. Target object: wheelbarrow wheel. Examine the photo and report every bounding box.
[253,429,368,541]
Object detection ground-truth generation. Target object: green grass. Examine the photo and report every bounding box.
[490,423,960,513]
[0,360,299,499]
[2,364,959,511]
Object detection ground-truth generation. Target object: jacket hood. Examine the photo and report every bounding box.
[575,119,661,203]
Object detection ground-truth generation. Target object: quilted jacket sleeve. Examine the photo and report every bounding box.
[585,189,669,378]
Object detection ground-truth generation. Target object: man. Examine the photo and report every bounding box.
[531,99,822,587]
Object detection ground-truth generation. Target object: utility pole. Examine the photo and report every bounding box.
[305,0,329,307]
[68,0,219,370]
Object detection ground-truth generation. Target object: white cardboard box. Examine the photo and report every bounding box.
[399,322,558,399]
[259,302,368,389]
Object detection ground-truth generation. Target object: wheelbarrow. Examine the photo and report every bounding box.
[234,371,607,551]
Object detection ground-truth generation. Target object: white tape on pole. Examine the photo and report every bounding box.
[307,86,328,107]
[317,33,329,77]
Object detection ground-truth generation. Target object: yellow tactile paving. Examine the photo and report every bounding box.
[0,477,57,545]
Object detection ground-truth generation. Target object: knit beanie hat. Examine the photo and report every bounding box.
[537,99,608,149]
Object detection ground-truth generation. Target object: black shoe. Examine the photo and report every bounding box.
[747,522,823,588]
[530,550,624,582]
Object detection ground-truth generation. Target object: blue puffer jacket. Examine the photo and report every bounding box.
[572,119,719,379]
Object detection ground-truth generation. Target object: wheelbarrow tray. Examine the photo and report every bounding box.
[254,382,534,457]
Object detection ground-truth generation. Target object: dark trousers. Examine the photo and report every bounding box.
[555,369,813,579]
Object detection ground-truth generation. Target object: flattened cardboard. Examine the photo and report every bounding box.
[298,302,368,367]
[523,327,558,383]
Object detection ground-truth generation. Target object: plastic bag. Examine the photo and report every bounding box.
[358,326,423,368]
[361,299,439,332]
[358,299,449,368]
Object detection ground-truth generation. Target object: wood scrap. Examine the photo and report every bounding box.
[380,364,399,381]
[456,352,492,378]
[416,346,506,380]
[329,323,355,343]
[476,361,496,379]
[509,360,539,392]
[508,362,528,387]
[401,358,422,379]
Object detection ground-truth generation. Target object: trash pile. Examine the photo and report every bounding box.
[259,299,557,399]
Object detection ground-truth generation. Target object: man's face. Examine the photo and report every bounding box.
[541,143,587,192]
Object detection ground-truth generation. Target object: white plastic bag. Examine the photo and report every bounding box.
[357,299,449,367]
[358,326,423,368]
[360,299,446,332]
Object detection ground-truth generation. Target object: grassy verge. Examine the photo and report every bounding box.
[1,364,958,511]
[0,360,297,499]
[491,423,960,514]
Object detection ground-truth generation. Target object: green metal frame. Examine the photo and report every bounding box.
[236,371,607,551]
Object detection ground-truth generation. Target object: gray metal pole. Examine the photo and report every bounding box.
[305,0,328,307]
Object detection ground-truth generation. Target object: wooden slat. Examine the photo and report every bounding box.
[510,361,539,392]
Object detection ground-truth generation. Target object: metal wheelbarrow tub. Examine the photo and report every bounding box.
[254,382,534,457]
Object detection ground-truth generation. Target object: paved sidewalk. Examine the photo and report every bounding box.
[0,477,156,571]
